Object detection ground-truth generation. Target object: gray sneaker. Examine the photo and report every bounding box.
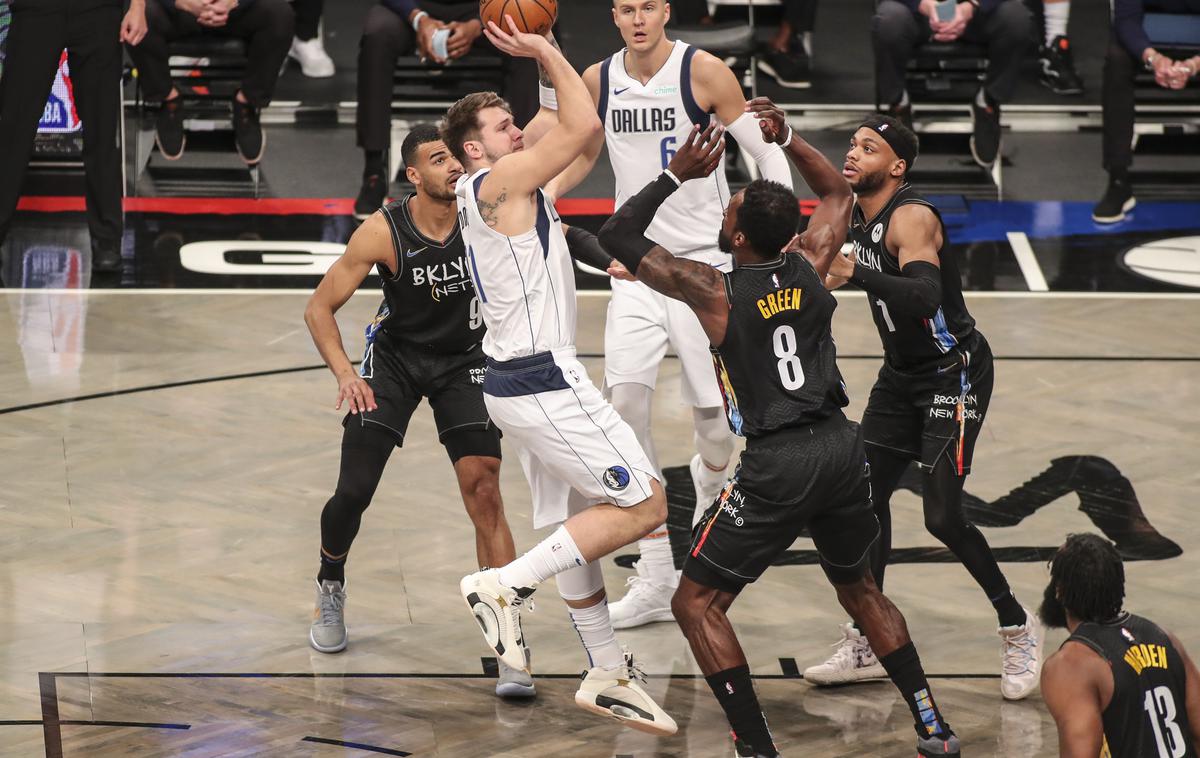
[309,579,347,653]
[917,730,961,757]
[496,650,536,698]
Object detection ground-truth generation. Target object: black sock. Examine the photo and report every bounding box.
[1110,167,1130,184]
[993,590,1026,628]
[705,666,778,757]
[318,550,346,585]
[878,643,951,739]
[363,150,385,178]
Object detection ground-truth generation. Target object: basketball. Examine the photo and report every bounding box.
[480,0,557,36]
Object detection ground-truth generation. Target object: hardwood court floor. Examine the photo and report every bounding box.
[1,290,1198,757]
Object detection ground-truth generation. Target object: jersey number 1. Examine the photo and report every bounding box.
[1144,686,1187,758]
[772,325,805,391]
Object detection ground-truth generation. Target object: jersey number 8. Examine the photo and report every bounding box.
[772,325,806,391]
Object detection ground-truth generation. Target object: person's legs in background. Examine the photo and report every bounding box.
[125,1,193,160]
[354,3,412,218]
[963,0,1033,167]
[223,0,295,165]
[1029,0,1083,94]
[289,0,336,78]
[0,4,67,254]
[871,0,928,129]
[760,0,817,89]
[66,2,125,272]
[1093,36,1139,223]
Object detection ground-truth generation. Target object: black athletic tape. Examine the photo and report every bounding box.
[598,173,680,274]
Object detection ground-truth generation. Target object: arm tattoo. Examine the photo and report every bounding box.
[537,35,561,88]
[478,187,507,228]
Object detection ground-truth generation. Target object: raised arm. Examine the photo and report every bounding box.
[303,213,393,415]
[693,53,792,189]
[484,18,601,196]
[745,97,851,280]
[598,124,729,345]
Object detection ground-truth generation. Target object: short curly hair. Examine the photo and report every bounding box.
[440,91,512,167]
[736,180,800,259]
[1049,533,1125,623]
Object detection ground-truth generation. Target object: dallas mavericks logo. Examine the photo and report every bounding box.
[603,466,631,491]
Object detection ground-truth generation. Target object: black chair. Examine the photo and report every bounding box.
[1129,41,1200,197]
[390,53,507,116]
[133,36,263,197]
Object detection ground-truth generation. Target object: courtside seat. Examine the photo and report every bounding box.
[906,41,987,100]
[390,53,506,115]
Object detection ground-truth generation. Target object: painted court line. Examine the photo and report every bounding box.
[1007,231,1050,292]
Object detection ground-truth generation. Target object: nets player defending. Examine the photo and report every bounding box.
[598,108,961,758]
[303,125,534,698]
[1042,533,1199,757]
[803,116,1042,699]
[530,0,795,629]
[444,17,676,736]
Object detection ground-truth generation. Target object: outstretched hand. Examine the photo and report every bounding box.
[745,96,790,145]
[666,123,725,183]
[483,15,551,60]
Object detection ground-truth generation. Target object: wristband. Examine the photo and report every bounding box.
[538,82,558,111]
[780,126,793,148]
[412,10,429,31]
[662,169,682,187]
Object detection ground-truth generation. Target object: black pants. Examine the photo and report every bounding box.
[293,0,324,41]
[356,1,538,152]
[126,0,294,106]
[0,0,123,248]
[872,0,1033,106]
[671,0,815,30]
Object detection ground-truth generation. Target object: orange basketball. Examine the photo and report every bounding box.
[480,0,557,36]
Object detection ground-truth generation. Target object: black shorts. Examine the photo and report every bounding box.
[861,332,993,475]
[346,330,501,461]
[683,412,881,590]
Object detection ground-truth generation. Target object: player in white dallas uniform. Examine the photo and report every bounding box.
[446,17,676,737]
[529,0,796,628]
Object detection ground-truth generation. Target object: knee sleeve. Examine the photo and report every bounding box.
[692,405,734,467]
[922,460,972,545]
[555,561,606,601]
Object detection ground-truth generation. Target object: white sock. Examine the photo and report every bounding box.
[636,527,677,586]
[569,598,624,670]
[497,525,585,589]
[1044,1,1069,46]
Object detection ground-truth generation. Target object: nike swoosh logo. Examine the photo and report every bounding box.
[405,247,427,258]
[613,87,630,96]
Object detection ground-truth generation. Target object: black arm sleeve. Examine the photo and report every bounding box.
[849,260,943,318]
[563,225,614,271]
[597,173,680,274]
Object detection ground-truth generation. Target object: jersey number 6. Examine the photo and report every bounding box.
[660,136,677,170]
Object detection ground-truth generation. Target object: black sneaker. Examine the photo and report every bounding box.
[354,174,387,220]
[91,237,121,273]
[758,46,811,89]
[970,91,1001,168]
[732,733,779,757]
[1092,177,1135,223]
[232,97,265,165]
[155,98,186,160]
[1039,36,1084,95]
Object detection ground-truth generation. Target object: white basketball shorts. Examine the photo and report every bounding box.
[603,250,730,409]
[483,348,659,529]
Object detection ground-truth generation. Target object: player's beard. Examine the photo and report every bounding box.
[718,228,732,254]
[425,181,458,203]
[1038,579,1068,629]
[853,168,889,196]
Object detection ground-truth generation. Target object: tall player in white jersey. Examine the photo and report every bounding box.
[442,17,677,737]
[528,0,795,628]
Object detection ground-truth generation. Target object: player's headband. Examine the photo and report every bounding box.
[860,120,918,169]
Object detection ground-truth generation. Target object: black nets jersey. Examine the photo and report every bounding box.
[848,184,976,370]
[370,195,483,354]
[712,254,849,439]
[1068,613,1197,758]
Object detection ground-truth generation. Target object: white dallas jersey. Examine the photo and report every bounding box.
[456,169,577,361]
[601,41,730,260]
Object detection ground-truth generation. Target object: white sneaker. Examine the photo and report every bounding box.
[608,560,677,629]
[803,623,887,685]
[575,649,677,736]
[496,651,536,699]
[288,36,335,78]
[691,454,729,526]
[999,608,1042,700]
[460,568,533,673]
[309,579,347,653]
